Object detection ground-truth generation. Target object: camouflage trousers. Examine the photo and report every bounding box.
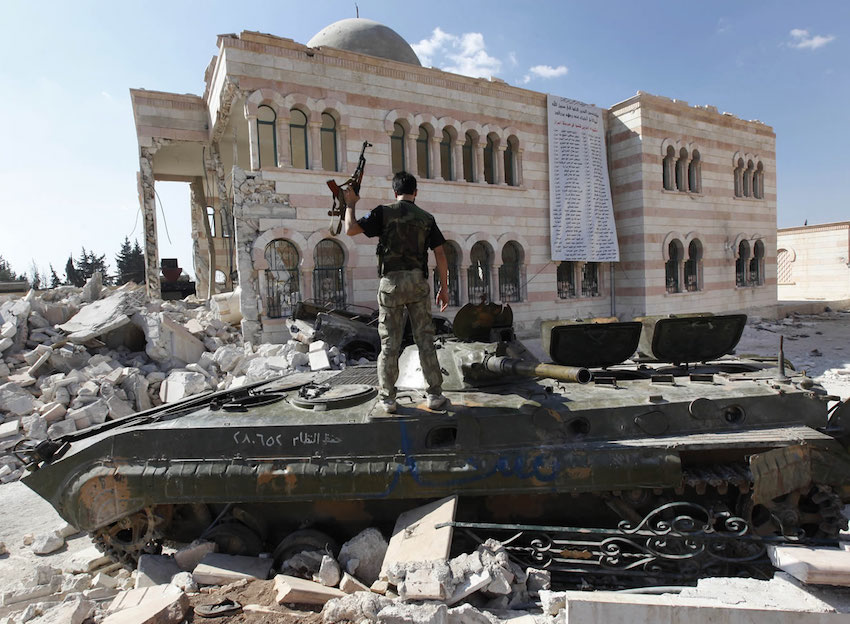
[376,270,443,400]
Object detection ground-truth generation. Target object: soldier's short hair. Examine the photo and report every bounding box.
[392,171,417,196]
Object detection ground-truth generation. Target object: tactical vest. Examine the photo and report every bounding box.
[376,201,432,277]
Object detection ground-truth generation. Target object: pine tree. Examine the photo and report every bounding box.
[0,256,19,281]
[65,256,83,287]
[74,247,110,285]
[115,237,145,284]
[49,264,61,288]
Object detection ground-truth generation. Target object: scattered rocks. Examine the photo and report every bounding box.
[339,528,389,586]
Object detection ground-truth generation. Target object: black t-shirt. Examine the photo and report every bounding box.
[357,203,446,250]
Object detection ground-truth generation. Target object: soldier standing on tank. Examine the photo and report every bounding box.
[343,171,449,413]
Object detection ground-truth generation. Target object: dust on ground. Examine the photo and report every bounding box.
[188,579,323,624]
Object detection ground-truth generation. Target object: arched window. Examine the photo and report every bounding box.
[736,240,750,287]
[467,241,491,303]
[743,160,754,197]
[663,146,676,190]
[754,162,764,199]
[313,239,346,307]
[206,206,216,238]
[581,263,599,297]
[290,109,308,169]
[440,129,453,181]
[320,112,338,172]
[264,239,300,318]
[391,122,406,173]
[434,241,460,307]
[215,270,227,289]
[675,148,688,192]
[777,249,793,285]
[734,158,744,197]
[462,132,475,182]
[257,105,277,168]
[750,240,764,286]
[483,135,496,184]
[498,241,522,302]
[685,239,702,292]
[505,137,517,186]
[416,125,430,178]
[666,240,682,293]
[688,150,701,193]
[557,261,576,298]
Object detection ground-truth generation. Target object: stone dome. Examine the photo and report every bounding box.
[307,18,421,66]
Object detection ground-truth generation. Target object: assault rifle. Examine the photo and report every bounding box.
[326,140,371,236]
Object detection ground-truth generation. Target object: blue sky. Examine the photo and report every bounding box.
[0,0,846,281]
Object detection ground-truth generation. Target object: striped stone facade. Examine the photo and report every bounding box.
[131,30,778,344]
[777,222,850,301]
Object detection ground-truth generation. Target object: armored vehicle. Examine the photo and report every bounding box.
[18,305,850,587]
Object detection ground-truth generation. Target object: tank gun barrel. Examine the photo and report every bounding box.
[482,355,592,384]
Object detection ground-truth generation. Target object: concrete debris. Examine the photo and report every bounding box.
[323,592,393,624]
[30,533,64,556]
[378,601,448,624]
[339,571,370,593]
[28,596,94,624]
[274,574,346,605]
[192,553,273,585]
[103,583,188,624]
[173,539,217,572]
[135,555,183,588]
[314,554,342,587]
[0,282,363,485]
[339,528,389,586]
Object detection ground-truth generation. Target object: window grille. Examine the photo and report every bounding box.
[557,262,576,298]
[498,241,521,302]
[264,239,300,318]
[581,263,599,297]
[313,239,346,307]
[467,242,491,303]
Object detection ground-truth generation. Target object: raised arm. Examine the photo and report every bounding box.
[433,244,449,311]
[343,187,364,236]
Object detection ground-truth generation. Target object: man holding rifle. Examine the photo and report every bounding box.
[344,171,449,414]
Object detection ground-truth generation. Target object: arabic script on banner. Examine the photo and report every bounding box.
[548,94,619,262]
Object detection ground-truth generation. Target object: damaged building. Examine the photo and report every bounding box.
[131,18,778,343]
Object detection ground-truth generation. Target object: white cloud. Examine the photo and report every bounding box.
[412,27,501,78]
[529,64,568,79]
[508,51,518,67]
[789,28,836,50]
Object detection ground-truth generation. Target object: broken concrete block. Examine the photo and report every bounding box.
[183,319,205,335]
[80,271,103,303]
[212,345,244,373]
[309,349,333,371]
[0,420,20,440]
[446,604,497,624]
[7,372,36,387]
[103,583,188,624]
[0,337,12,352]
[26,350,52,378]
[173,539,216,572]
[136,555,182,588]
[768,544,850,586]
[62,572,94,593]
[134,313,205,367]
[1,576,61,607]
[339,572,370,594]
[56,522,78,539]
[63,545,112,574]
[309,340,328,352]
[67,399,109,427]
[168,571,197,593]
[538,590,567,616]
[382,496,457,581]
[31,596,94,624]
[92,572,120,590]
[339,528,388,586]
[446,571,491,606]
[31,532,64,555]
[40,402,67,423]
[59,291,138,343]
[0,321,15,339]
[47,419,76,438]
[275,574,345,605]
[121,373,152,412]
[323,592,393,624]
[158,371,207,403]
[106,395,135,419]
[0,542,7,556]
[192,553,273,585]
[399,567,449,601]
[314,555,342,587]
[0,382,36,416]
[525,568,550,595]
[378,601,448,624]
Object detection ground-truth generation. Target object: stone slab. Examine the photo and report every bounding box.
[380,495,457,581]
[768,545,850,586]
[560,590,849,623]
[339,572,370,594]
[274,574,345,605]
[103,583,188,624]
[192,553,273,585]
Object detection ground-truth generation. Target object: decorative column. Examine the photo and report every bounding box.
[276,116,291,168]
[452,141,463,182]
[406,131,417,175]
[497,146,507,185]
[516,149,524,186]
[138,148,160,299]
[430,135,442,181]
[246,116,259,170]
[231,167,262,345]
[308,121,323,170]
[189,178,210,298]
[475,140,486,184]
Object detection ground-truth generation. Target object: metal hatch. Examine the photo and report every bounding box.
[638,314,747,364]
[549,322,642,368]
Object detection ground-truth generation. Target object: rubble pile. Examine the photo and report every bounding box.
[0,277,351,485]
